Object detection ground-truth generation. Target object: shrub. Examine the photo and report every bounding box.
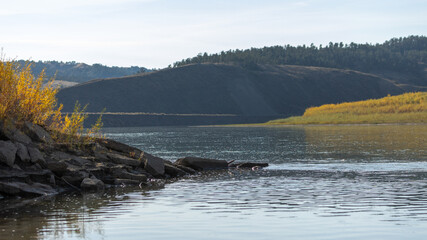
[0,58,102,144]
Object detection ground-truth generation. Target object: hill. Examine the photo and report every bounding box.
[174,36,427,87]
[57,63,408,126]
[17,60,146,83]
[266,92,427,125]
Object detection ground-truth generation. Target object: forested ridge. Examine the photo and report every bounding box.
[173,36,427,74]
[16,60,146,83]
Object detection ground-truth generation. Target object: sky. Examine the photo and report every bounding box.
[0,0,426,69]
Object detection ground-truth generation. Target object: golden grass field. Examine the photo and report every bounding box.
[266,92,427,125]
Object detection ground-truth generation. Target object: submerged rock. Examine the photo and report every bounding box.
[229,162,269,169]
[175,157,228,171]
[0,181,57,197]
[81,177,105,191]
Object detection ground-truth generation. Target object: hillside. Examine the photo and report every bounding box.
[17,60,146,83]
[266,92,427,124]
[174,36,427,87]
[57,63,408,126]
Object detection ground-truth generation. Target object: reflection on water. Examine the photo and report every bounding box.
[1,125,426,240]
[303,125,426,161]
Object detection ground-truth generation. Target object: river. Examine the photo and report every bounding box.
[1,125,426,239]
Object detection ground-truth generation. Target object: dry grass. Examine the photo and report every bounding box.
[267,92,427,125]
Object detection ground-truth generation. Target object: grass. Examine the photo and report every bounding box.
[265,92,427,125]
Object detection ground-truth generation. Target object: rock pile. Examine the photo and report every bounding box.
[0,122,268,199]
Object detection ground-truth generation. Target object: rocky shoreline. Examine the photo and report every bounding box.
[0,122,267,199]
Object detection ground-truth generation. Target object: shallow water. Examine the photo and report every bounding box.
[1,125,426,240]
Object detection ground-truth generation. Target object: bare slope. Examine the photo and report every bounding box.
[57,64,405,117]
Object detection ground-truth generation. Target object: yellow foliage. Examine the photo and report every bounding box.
[303,92,426,117]
[0,59,103,144]
[267,92,427,125]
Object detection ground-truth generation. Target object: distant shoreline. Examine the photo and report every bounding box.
[198,122,427,128]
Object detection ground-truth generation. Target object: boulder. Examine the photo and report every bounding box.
[96,138,142,159]
[164,163,187,177]
[15,142,31,162]
[2,125,32,144]
[0,181,57,197]
[80,177,105,191]
[143,154,165,178]
[12,129,32,144]
[50,151,93,167]
[22,122,53,144]
[111,168,147,181]
[61,170,90,187]
[174,157,228,171]
[46,159,68,175]
[0,140,18,167]
[106,152,142,167]
[28,147,46,166]
[174,164,197,174]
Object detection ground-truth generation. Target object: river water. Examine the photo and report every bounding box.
[1,125,427,240]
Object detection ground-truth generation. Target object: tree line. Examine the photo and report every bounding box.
[173,36,427,73]
[16,60,147,83]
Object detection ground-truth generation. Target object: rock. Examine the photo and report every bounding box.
[229,162,269,169]
[94,151,109,162]
[113,179,141,186]
[96,138,142,159]
[22,122,53,144]
[106,152,142,167]
[61,170,89,187]
[28,147,46,166]
[50,151,93,167]
[80,177,104,191]
[15,142,31,162]
[143,154,165,178]
[111,168,147,181]
[12,164,22,170]
[175,157,228,171]
[27,163,42,171]
[46,159,68,175]
[0,123,8,141]
[0,181,57,197]
[174,164,197,174]
[8,127,32,144]
[0,123,32,144]
[164,163,187,177]
[12,129,32,144]
[0,140,18,167]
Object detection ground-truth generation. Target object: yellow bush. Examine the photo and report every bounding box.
[0,59,102,144]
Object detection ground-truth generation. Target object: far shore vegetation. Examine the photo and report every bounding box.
[264,92,427,125]
[0,58,102,145]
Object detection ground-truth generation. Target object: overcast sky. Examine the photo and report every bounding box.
[1,0,426,68]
